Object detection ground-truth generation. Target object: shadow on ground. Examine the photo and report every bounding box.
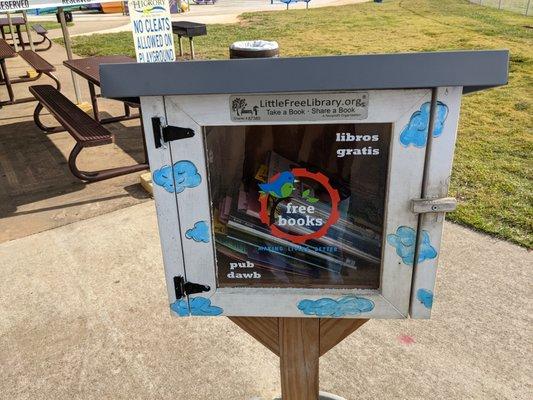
[0,115,150,242]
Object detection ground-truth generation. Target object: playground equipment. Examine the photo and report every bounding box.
[275,0,311,10]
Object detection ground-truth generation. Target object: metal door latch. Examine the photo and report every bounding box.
[411,197,457,214]
[152,117,195,149]
[173,276,210,300]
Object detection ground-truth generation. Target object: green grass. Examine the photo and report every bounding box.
[66,0,532,248]
[18,21,73,32]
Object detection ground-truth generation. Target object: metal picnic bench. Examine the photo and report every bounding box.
[0,16,24,49]
[24,24,52,52]
[0,17,51,52]
[30,84,148,182]
[0,38,59,105]
[0,37,17,102]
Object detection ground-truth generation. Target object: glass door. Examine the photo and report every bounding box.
[205,123,392,289]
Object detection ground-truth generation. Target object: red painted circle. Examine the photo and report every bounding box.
[259,168,340,244]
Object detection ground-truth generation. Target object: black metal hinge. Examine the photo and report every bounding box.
[173,276,210,300]
[152,117,195,149]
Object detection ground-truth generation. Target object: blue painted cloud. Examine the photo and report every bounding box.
[152,160,201,193]
[387,226,437,266]
[170,299,190,316]
[400,101,449,147]
[185,221,210,243]
[170,297,223,317]
[298,296,374,317]
[417,288,434,309]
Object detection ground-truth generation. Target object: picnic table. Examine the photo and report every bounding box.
[0,16,51,52]
[63,56,139,123]
[0,38,17,102]
[31,55,148,182]
[31,83,149,182]
[171,21,207,60]
[0,16,25,50]
[0,38,59,105]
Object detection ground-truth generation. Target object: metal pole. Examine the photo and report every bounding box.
[21,10,35,51]
[498,0,502,9]
[189,37,194,59]
[6,12,19,52]
[526,0,531,16]
[420,87,439,199]
[58,7,82,104]
[410,87,438,302]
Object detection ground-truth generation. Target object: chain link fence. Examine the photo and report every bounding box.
[469,0,531,15]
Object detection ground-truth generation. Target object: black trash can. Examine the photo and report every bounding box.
[56,11,73,23]
[229,40,279,59]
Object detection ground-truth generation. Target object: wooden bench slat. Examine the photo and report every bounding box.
[19,50,55,73]
[30,85,112,146]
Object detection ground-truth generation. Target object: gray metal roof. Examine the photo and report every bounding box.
[100,50,508,99]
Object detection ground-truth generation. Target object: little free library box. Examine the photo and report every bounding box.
[101,51,508,320]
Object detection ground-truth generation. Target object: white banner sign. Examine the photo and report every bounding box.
[128,0,175,63]
[0,0,117,12]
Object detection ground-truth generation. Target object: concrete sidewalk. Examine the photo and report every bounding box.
[0,201,530,399]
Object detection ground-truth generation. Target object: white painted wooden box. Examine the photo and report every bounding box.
[100,51,508,319]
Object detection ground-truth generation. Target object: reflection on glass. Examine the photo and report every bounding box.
[205,123,391,289]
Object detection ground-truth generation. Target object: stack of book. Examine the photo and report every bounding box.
[214,152,382,286]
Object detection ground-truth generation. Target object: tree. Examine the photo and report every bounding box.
[232,98,247,115]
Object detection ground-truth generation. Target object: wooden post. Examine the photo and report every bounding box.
[58,7,82,105]
[21,10,35,51]
[6,12,18,52]
[230,316,368,400]
[280,318,320,399]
